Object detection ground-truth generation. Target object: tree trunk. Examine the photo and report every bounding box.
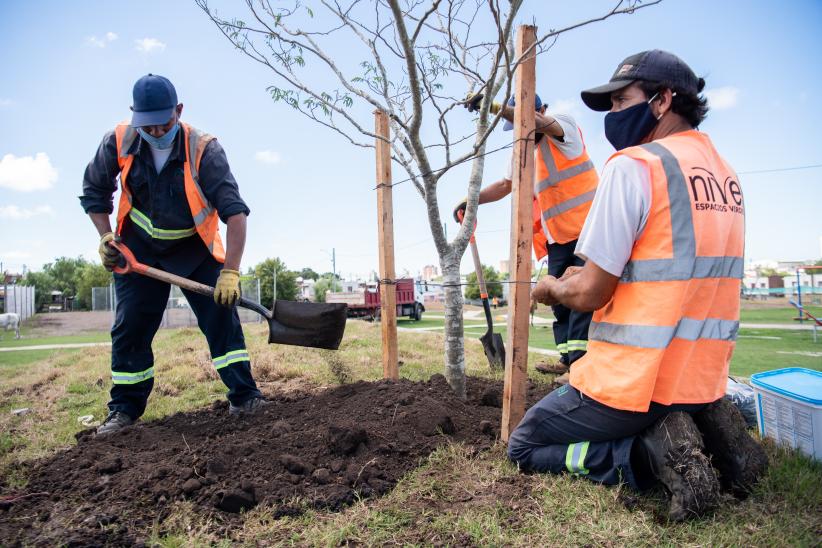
[440,258,466,399]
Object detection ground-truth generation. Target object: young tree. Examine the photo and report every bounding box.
[198,0,657,397]
[464,265,503,300]
[254,257,299,304]
[75,263,114,310]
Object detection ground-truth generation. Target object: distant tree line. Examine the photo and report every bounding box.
[18,256,339,312]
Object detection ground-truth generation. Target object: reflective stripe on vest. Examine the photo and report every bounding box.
[128,207,196,240]
[590,318,739,349]
[113,122,226,262]
[533,134,598,245]
[569,131,744,412]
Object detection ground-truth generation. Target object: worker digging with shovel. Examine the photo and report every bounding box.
[455,91,599,383]
[81,74,268,435]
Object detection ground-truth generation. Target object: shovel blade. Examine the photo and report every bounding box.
[480,331,506,371]
[267,301,348,350]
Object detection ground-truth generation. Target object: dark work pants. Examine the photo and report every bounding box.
[507,385,708,489]
[547,240,593,365]
[109,256,261,419]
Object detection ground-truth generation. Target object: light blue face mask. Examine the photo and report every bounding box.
[137,122,180,150]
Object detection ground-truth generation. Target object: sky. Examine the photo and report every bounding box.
[1,0,821,280]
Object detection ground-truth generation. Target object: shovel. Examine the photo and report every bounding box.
[458,211,506,371]
[109,241,348,350]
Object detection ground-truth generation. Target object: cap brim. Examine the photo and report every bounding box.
[580,79,635,111]
[130,107,174,127]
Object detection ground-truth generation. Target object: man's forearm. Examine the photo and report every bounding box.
[498,105,564,138]
[89,213,113,237]
[479,178,513,204]
[223,213,247,271]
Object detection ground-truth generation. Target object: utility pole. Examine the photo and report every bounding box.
[332,248,337,291]
[272,268,277,306]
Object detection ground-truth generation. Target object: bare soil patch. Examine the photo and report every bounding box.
[29,311,113,336]
[0,375,552,546]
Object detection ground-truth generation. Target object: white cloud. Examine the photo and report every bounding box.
[0,205,54,220]
[0,98,12,108]
[86,32,118,48]
[0,250,32,260]
[0,153,58,192]
[548,98,581,118]
[705,86,740,110]
[255,150,281,165]
[135,38,166,54]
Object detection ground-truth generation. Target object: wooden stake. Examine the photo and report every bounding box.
[375,110,399,380]
[501,25,536,442]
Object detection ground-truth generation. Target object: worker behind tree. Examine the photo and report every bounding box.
[509,51,767,521]
[80,74,267,435]
[455,93,598,380]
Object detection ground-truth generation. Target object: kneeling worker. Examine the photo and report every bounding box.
[508,51,767,520]
[80,74,266,435]
[455,93,598,377]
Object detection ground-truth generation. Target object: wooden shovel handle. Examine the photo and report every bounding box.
[109,240,271,318]
[110,240,215,298]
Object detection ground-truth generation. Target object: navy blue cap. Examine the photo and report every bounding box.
[130,74,178,127]
[581,50,699,111]
[503,94,543,131]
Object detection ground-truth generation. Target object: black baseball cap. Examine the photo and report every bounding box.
[130,74,178,127]
[581,50,699,111]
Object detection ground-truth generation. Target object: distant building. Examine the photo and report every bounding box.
[3,272,22,284]
[421,264,439,281]
[498,260,509,275]
[296,277,316,301]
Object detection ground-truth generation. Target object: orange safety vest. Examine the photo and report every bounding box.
[532,130,599,257]
[570,130,744,412]
[113,122,226,262]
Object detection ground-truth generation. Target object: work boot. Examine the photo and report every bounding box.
[554,372,570,386]
[535,361,568,375]
[639,412,720,522]
[693,397,768,499]
[229,396,270,416]
[97,411,135,436]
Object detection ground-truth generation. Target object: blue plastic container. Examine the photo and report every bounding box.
[750,368,822,460]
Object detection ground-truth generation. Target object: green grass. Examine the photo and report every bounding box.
[401,316,822,377]
[740,305,822,324]
[733,328,821,376]
[0,332,111,348]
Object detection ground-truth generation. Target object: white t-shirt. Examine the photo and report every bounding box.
[575,154,652,277]
[147,143,173,175]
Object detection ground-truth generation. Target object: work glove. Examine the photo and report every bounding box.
[214,269,241,307]
[98,232,122,271]
[463,93,501,114]
[453,197,467,223]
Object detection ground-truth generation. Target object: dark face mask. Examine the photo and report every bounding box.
[604,93,659,150]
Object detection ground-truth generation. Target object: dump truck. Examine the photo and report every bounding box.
[326,278,425,321]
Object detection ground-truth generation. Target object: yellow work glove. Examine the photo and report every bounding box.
[464,93,501,114]
[214,269,241,307]
[98,232,121,271]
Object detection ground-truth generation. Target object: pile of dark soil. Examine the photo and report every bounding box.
[0,375,552,546]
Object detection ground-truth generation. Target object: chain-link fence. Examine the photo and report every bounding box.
[91,277,263,328]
